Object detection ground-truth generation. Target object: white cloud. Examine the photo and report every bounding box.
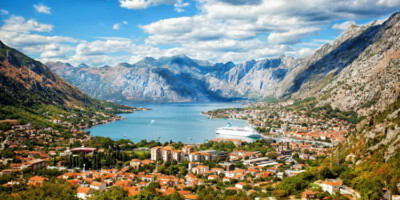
[33,4,51,14]
[1,16,53,33]
[0,9,9,15]
[135,0,400,64]
[267,27,320,44]
[120,0,190,12]
[112,23,121,30]
[174,0,190,12]
[0,15,77,63]
[119,0,175,9]
[377,0,400,7]
[76,38,134,56]
[3,0,400,67]
[113,21,129,30]
[1,32,77,47]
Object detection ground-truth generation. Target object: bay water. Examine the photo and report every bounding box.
[87,103,255,143]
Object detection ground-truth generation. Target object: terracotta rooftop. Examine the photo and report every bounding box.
[77,187,91,194]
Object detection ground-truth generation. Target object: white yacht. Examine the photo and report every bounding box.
[216,123,261,138]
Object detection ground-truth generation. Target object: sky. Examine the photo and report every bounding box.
[0,0,399,67]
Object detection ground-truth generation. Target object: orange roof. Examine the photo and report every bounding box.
[63,172,77,177]
[115,180,131,187]
[164,188,177,195]
[77,187,91,194]
[29,176,47,182]
[179,190,191,195]
[303,190,319,195]
[67,179,80,186]
[128,190,140,196]
[323,181,341,186]
[91,181,104,187]
[184,194,198,200]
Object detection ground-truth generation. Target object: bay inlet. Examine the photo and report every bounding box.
[87,103,254,143]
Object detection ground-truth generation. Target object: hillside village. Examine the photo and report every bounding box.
[204,98,362,145]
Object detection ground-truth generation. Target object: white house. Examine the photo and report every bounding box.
[235,182,245,189]
[225,171,236,178]
[319,181,341,194]
[90,181,106,191]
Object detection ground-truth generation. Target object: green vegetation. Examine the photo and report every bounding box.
[1,182,78,200]
[309,105,364,124]
[198,141,236,152]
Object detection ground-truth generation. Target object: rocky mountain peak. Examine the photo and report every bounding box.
[77,63,90,68]
[117,62,134,68]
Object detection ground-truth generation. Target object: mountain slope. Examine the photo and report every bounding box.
[0,41,94,107]
[283,12,400,116]
[0,40,132,128]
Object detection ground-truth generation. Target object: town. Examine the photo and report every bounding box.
[0,99,380,200]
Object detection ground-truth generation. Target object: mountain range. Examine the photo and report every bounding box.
[47,54,299,103]
[46,12,400,114]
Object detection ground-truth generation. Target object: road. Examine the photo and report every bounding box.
[0,136,9,151]
[261,135,334,147]
[341,185,361,199]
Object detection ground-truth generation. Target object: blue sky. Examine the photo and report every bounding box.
[0,0,399,67]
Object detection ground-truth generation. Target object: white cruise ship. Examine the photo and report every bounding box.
[216,123,261,138]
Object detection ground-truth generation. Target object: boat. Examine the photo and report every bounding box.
[216,123,261,138]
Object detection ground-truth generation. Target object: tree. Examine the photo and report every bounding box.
[88,186,128,200]
[13,182,78,200]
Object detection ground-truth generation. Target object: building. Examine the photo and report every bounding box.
[219,162,235,171]
[151,146,183,163]
[71,147,97,155]
[191,165,209,175]
[235,182,245,189]
[243,157,270,166]
[303,190,318,200]
[182,145,195,154]
[28,176,48,186]
[188,152,212,162]
[130,159,142,169]
[188,152,202,162]
[319,181,341,195]
[77,187,93,199]
[90,181,106,191]
[24,159,48,171]
[162,146,174,162]
[151,147,162,161]
[172,150,184,163]
[392,195,400,200]
[200,150,228,160]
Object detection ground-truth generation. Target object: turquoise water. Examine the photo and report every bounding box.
[87,103,253,143]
